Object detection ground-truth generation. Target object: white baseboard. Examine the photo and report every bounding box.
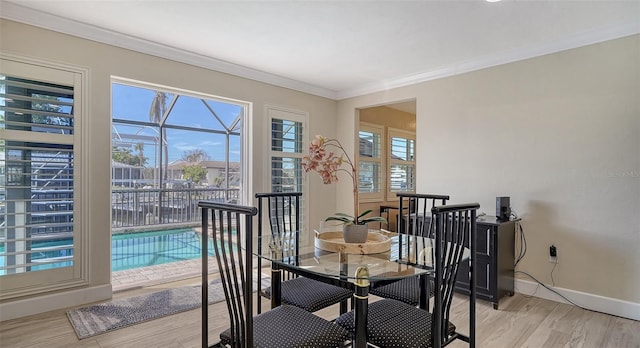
[515,279,640,321]
[0,284,112,322]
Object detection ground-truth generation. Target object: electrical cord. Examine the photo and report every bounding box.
[550,256,558,287]
[510,209,569,303]
[510,209,572,303]
[515,270,629,319]
[511,210,526,268]
[515,270,583,309]
[509,209,626,319]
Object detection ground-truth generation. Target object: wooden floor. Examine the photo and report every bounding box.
[1,277,638,348]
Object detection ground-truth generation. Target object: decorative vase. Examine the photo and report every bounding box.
[342,224,369,243]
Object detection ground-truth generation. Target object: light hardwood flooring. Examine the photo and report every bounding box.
[1,277,638,348]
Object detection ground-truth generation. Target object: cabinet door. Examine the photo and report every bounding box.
[455,258,491,295]
[455,224,492,297]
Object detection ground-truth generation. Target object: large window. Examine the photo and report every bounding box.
[1,55,88,299]
[267,106,307,234]
[388,128,416,199]
[358,123,384,202]
[111,80,248,228]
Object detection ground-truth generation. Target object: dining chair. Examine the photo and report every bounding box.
[370,192,450,308]
[336,202,479,348]
[199,201,350,348]
[255,192,353,314]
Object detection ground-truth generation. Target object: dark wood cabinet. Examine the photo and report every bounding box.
[455,216,516,309]
[402,213,517,309]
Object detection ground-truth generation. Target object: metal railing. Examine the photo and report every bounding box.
[111,187,240,228]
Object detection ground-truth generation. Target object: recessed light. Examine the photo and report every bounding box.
[486,0,502,2]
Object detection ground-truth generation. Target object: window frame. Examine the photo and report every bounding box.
[0,53,90,300]
[264,105,309,239]
[110,78,251,228]
[358,122,385,202]
[386,127,416,201]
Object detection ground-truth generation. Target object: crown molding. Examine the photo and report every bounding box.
[0,2,339,100]
[336,21,640,100]
[3,1,638,101]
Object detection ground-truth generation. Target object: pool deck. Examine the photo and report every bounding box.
[111,257,221,291]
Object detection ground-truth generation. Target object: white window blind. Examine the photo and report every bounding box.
[358,122,384,202]
[388,128,416,198]
[270,118,304,193]
[0,75,75,276]
[267,106,307,238]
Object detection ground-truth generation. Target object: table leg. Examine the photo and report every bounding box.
[270,267,282,309]
[354,266,370,348]
[419,274,429,310]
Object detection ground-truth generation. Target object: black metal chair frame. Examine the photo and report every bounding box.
[334,202,478,348]
[200,200,350,348]
[256,192,301,314]
[200,201,257,348]
[371,192,450,309]
[397,192,450,240]
[432,203,478,347]
[255,192,351,315]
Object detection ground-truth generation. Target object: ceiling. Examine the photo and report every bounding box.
[2,1,639,100]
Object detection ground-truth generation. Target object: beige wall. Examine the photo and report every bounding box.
[359,105,416,132]
[0,19,338,314]
[338,34,640,305]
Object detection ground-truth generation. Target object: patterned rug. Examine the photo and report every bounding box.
[67,277,270,339]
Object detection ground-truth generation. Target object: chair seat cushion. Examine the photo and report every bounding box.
[370,276,434,306]
[335,299,456,348]
[220,305,349,348]
[263,276,353,312]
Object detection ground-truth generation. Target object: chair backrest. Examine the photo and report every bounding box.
[431,203,479,347]
[255,192,302,313]
[396,192,450,261]
[199,201,257,348]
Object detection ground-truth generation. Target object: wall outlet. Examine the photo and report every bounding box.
[549,245,558,263]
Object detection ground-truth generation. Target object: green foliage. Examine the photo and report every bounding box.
[213,176,225,187]
[112,146,147,166]
[325,209,387,225]
[182,164,207,183]
[32,94,62,112]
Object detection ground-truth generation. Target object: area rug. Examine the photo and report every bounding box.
[67,277,270,339]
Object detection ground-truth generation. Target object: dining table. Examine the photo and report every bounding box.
[253,230,461,348]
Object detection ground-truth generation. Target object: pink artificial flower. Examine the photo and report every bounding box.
[303,135,355,187]
[302,134,370,224]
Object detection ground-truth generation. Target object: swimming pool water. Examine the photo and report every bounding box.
[0,228,218,274]
[112,228,216,271]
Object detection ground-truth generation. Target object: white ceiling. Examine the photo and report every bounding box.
[2,0,639,100]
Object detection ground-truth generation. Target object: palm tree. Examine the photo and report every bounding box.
[181,149,209,163]
[133,142,146,167]
[148,91,168,182]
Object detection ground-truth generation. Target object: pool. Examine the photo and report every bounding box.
[0,228,220,274]
[112,228,216,271]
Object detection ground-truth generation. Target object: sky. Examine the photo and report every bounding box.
[111,83,243,166]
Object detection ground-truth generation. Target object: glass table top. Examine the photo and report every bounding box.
[253,231,443,283]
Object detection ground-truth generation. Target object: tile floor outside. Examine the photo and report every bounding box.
[111,257,220,291]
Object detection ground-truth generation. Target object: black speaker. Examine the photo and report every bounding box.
[496,197,511,220]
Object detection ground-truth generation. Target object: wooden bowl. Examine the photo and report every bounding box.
[314,230,391,255]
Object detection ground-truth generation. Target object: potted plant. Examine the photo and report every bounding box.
[302,135,387,243]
